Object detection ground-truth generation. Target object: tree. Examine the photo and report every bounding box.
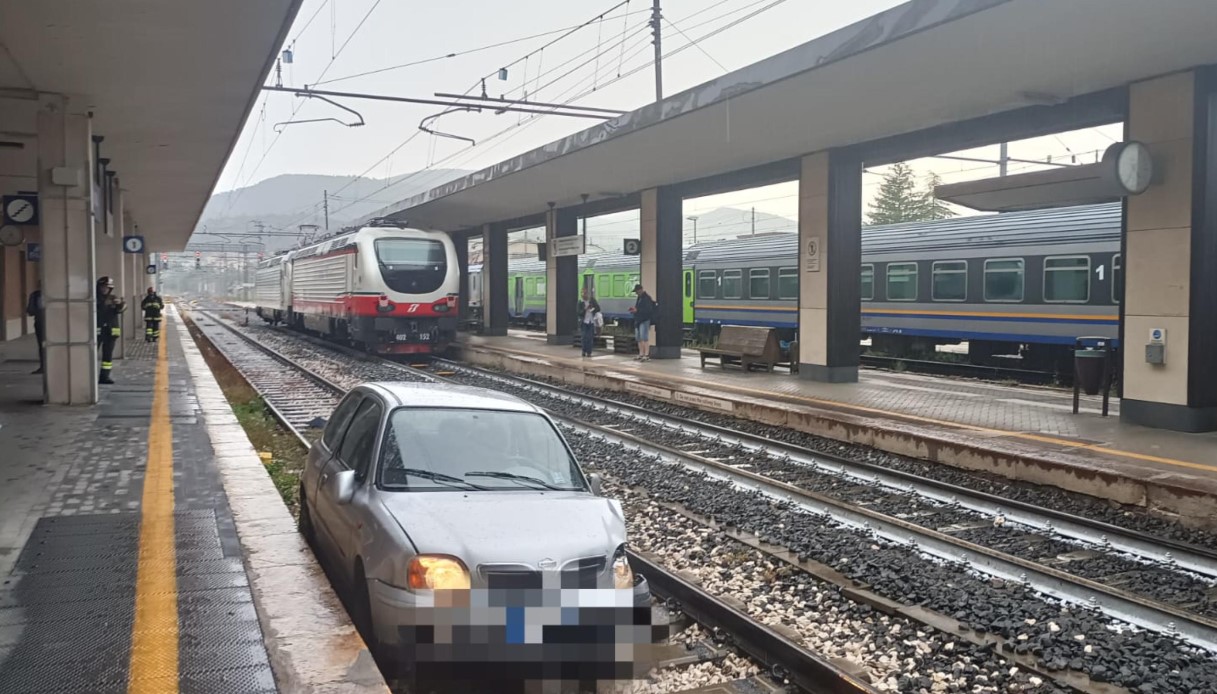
[867,164,957,225]
[917,172,957,221]
[867,162,922,225]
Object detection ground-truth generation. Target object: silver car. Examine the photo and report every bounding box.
[299,381,652,680]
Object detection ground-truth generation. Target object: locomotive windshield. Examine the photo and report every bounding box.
[374,238,447,294]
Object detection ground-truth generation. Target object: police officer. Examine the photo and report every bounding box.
[141,287,164,342]
[96,276,126,384]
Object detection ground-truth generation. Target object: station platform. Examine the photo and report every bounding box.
[458,331,1217,527]
[0,309,386,693]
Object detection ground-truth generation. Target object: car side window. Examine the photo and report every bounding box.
[338,399,383,480]
[322,392,364,452]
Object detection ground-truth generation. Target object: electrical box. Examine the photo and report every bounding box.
[50,166,80,187]
[1146,328,1166,365]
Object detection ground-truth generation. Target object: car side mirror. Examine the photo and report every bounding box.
[330,469,358,505]
[586,473,603,496]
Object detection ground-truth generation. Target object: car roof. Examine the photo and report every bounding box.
[361,381,544,414]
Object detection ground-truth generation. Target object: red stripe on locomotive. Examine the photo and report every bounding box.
[291,294,456,318]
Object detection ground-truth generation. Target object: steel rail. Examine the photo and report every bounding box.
[432,358,1217,578]
[860,354,1061,386]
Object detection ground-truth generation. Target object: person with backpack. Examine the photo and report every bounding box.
[628,284,656,361]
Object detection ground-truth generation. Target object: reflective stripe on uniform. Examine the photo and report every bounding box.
[101,361,112,369]
[111,327,121,336]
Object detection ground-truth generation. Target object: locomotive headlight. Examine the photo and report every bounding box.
[612,544,634,589]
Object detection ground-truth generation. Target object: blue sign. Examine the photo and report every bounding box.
[26,242,40,262]
[146,264,157,275]
[123,235,145,254]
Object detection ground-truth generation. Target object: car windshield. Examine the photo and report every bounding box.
[378,407,586,492]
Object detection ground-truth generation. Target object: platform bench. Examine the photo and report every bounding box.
[697,325,782,373]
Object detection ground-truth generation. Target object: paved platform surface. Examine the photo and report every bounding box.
[460,332,1217,522]
[0,324,278,692]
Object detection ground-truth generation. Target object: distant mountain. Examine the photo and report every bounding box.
[190,169,470,253]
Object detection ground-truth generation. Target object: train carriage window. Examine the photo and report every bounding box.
[1044,256,1090,303]
[886,263,918,301]
[536,278,546,295]
[525,278,536,297]
[861,264,874,301]
[721,270,743,299]
[932,261,967,302]
[749,269,771,299]
[698,271,717,299]
[1112,254,1122,304]
[613,275,626,297]
[684,272,693,298]
[597,274,610,297]
[984,259,1024,302]
[778,268,798,300]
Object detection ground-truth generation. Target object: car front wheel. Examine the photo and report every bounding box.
[297,485,316,545]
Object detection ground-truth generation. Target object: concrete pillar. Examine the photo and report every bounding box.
[639,187,684,359]
[454,232,470,322]
[797,151,863,382]
[481,223,508,336]
[544,206,578,345]
[1121,69,1217,432]
[37,95,98,405]
[1,246,22,339]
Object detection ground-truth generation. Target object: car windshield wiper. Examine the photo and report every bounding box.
[393,468,489,491]
[465,471,570,490]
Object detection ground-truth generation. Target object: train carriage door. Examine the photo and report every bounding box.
[682,270,694,325]
[583,273,595,298]
[513,276,525,316]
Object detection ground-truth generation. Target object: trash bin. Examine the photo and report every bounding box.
[1074,348,1105,395]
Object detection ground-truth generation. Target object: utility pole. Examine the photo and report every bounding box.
[323,190,330,231]
[999,142,1009,177]
[750,207,756,235]
[651,0,663,102]
[686,215,699,245]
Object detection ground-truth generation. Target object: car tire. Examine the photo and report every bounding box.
[353,563,393,673]
[297,485,316,545]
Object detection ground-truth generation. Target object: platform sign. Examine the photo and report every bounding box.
[146,264,157,275]
[123,235,145,254]
[804,237,821,272]
[26,242,40,262]
[551,235,585,258]
[623,238,641,256]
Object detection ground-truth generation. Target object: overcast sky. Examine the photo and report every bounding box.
[214,0,1123,240]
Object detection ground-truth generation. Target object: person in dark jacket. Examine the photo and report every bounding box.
[628,284,656,361]
[26,287,45,375]
[96,276,126,384]
[141,287,164,342]
[577,288,601,358]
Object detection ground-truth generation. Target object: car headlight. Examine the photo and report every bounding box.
[612,545,634,589]
[408,555,471,590]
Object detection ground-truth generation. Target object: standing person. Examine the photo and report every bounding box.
[96,276,126,385]
[577,288,601,358]
[26,286,45,375]
[141,287,164,342]
[628,284,656,362]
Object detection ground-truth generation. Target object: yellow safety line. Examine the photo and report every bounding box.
[127,333,178,693]
[482,343,1217,476]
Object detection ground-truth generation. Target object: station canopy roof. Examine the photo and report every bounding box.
[0,0,302,251]
[361,0,1217,233]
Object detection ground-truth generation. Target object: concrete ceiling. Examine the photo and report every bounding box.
[362,0,1217,233]
[0,0,302,251]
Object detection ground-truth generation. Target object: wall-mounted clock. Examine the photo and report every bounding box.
[0,225,23,247]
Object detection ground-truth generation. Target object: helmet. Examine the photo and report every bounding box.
[97,276,114,287]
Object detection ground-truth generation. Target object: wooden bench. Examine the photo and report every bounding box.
[697,325,782,372]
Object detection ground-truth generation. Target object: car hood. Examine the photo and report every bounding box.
[382,491,627,568]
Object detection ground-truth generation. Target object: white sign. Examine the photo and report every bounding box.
[804,237,821,272]
[123,235,145,253]
[626,382,672,401]
[1149,328,1166,345]
[674,391,735,413]
[551,235,585,258]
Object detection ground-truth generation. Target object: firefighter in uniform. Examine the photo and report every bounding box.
[96,276,126,384]
[141,287,164,342]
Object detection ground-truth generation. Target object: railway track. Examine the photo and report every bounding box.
[191,306,1217,692]
[187,306,865,694]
